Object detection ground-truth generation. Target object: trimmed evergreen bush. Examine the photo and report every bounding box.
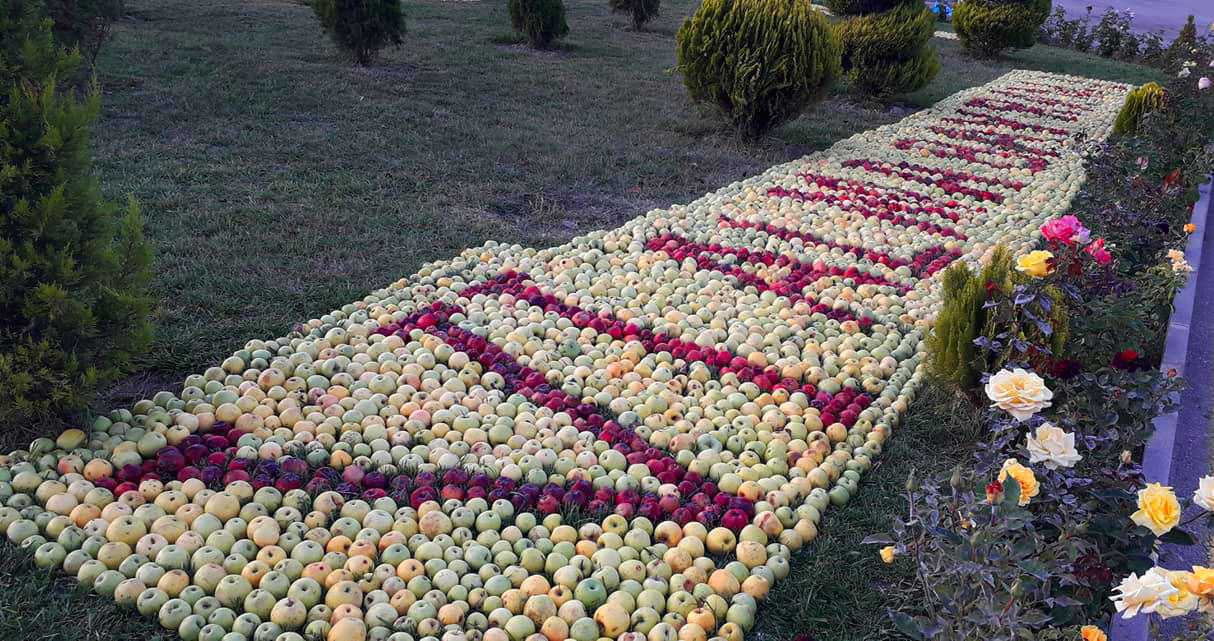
[310,0,405,66]
[823,0,897,15]
[1,0,153,439]
[953,0,1051,58]
[834,0,940,100]
[927,247,1067,394]
[675,0,841,139]
[927,248,1015,392]
[508,0,569,49]
[608,0,659,30]
[1112,82,1165,135]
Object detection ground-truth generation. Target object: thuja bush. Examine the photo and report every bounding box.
[608,0,659,30]
[508,0,569,49]
[823,0,896,15]
[927,247,1067,394]
[835,0,940,100]
[954,0,1052,58]
[1112,82,1165,135]
[675,0,841,139]
[310,0,405,65]
[1,0,153,441]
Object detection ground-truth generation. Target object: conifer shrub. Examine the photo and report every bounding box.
[608,0,659,31]
[1164,15,1198,69]
[508,0,569,49]
[927,247,1067,394]
[44,0,124,67]
[953,0,1051,58]
[835,0,939,100]
[675,0,841,139]
[1112,81,1165,135]
[1,0,153,440]
[823,0,897,15]
[310,0,405,66]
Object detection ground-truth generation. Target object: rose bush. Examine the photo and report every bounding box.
[869,68,1213,640]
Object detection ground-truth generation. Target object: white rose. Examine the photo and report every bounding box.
[1025,423,1081,469]
[1194,476,1214,512]
[1112,568,1181,618]
[985,368,1053,422]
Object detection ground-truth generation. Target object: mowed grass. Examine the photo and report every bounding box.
[746,384,984,641]
[1,0,1161,638]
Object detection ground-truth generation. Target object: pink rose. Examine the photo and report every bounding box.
[1200,77,1212,91]
[1085,238,1112,265]
[1041,215,1090,245]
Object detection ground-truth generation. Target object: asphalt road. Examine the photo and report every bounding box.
[1050,0,1213,38]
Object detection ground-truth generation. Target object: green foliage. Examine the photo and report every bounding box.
[823,0,898,16]
[43,0,124,67]
[309,0,404,65]
[1164,15,1198,68]
[927,247,1068,394]
[927,247,1015,392]
[836,1,940,100]
[608,0,659,30]
[508,0,569,49]
[674,0,841,139]
[1112,81,1164,135]
[954,0,1052,58]
[0,0,152,438]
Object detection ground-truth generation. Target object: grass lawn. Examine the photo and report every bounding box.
[0,0,1163,637]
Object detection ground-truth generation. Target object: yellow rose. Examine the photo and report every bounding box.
[1159,570,1201,618]
[997,458,1039,506]
[1015,250,1054,277]
[1080,626,1106,641]
[879,546,895,563]
[1185,223,1197,234]
[1130,483,1181,536]
[1185,566,1214,597]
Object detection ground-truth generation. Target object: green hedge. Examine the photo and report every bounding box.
[954,0,1052,58]
[608,0,659,30]
[836,1,939,100]
[822,0,899,15]
[675,0,841,139]
[1112,82,1165,135]
[309,0,405,65]
[509,0,569,49]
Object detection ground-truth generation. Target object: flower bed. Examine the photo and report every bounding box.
[0,71,1133,641]
[861,65,1214,640]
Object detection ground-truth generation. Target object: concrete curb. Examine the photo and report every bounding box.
[1111,176,1214,641]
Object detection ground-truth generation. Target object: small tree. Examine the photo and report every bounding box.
[953,0,1052,58]
[675,0,841,139]
[44,0,125,67]
[508,0,569,49]
[609,0,659,31]
[1,0,153,440]
[310,0,405,66]
[1164,15,1198,70]
[833,0,940,101]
